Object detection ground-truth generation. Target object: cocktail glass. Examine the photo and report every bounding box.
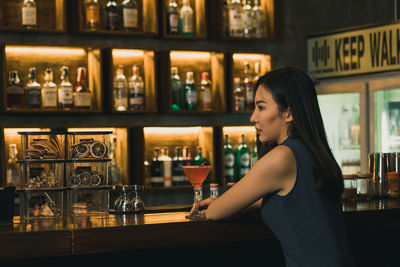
[182,165,212,220]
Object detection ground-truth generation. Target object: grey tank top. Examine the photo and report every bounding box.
[260,137,354,267]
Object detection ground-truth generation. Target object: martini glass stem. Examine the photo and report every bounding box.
[193,186,202,215]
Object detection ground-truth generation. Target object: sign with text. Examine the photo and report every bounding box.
[307,22,400,79]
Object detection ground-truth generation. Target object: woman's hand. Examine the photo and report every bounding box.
[189,197,215,217]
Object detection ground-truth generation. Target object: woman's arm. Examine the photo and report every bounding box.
[204,145,296,220]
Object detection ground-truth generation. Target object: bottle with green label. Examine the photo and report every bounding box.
[236,133,250,180]
[224,134,235,183]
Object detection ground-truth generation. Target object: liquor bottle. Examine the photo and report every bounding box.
[58,66,73,109]
[167,0,179,35]
[224,134,235,183]
[160,147,172,187]
[199,72,212,111]
[73,67,92,109]
[128,65,144,111]
[6,70,24,109]
[150,148,164,187]
[42,68,57,109]
[172,146,185,186]
[6,144,19,187]
[243,0,253,38]
[233,77,245,111]
[254,61,261,82]
[182,146,193,184]
[229,0,244,37]
[252,0,264,38]
[122,0,138,30]
[251,136,258,167]
[194,147,207,166]
[22,0,37,30]
[180,0,194,36]
[184,71,197,110]
[210,183,219,199]
[109,135,122,185]
[236,134,250,180]
[171,67,182,111]
[113,66,128,111]
[106,0,120,30]
[243,61,254,110]
[25,67,41,108]
[222,0,230,37]
[84,0,100,31]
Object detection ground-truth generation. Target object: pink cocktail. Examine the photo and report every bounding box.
[182,165,212,220]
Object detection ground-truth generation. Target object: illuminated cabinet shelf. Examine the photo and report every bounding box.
[3,45,102,113]
[0,0,66,32]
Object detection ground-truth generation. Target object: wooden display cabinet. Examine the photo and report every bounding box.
[76,0,158,36]
[111,49,157,113]
[230,53,271,113]
[143,126,215,188]
[212,0,274,40]
[160,50,226,113]
[3,45,102,113]
[0,0,66,32]
[161,0,207,39]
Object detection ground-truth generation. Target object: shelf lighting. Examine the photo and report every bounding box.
[5,46,86,56]
[170,51,211,60]
[223,126,256,134]
[67,128,115,132]
[144,127,204,135]
[112,49,145,58]
[233,53,269,61]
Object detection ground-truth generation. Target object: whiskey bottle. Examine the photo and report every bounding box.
[222,0,230,37]
[42,68,58,109]
[6,70,24,109]
[25,67,41,108]
[180,0,194,36]
[171,67,182,111]
[199,72,212,111]
[150,148,164,187]
[252,0,264,38]
[160,147,172,187]
[128,65,144,111]
[84,0,100,30]
[6,144,19,187]
[73,67,92,109]
[106,0,120,30]
[113,66,128,111]
[254,61,261,82]
[22,0,37,30]
[109,135,122,185]
[167,0,179,35]
[224,134,235,183]
[172,146,185,186]
[184,71,197,110]
[58,66,73,109]
[236,134,250,180]
[122,0,139,30]
[229,0,244,37]
[243,61,254,110]
[243,0,253,38]
[233,77,245,111]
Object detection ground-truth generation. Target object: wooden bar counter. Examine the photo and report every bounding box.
[2,199,400,265]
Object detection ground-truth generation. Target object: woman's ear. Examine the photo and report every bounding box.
[284,108,293,122]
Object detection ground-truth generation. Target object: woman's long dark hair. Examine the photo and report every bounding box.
[255,67,344,198]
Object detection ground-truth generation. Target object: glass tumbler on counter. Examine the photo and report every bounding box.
[342,175,357,201]
[355,173,374,200]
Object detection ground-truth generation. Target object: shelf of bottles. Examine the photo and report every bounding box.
[78,0,158,36]
[112,49,157,113]
[144,127,214,189]
[219,0,274,40]
[4,45,102,113]
[163,0,207,39]
[232,53,271,112]
[222,126,257,186]
[0,0,66,32]
[167,50,226,113]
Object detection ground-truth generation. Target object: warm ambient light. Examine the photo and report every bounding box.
[233,53,269,61]
[170,51,211,60]
[144,127,205,135]
[5,128,51,134]
[112,49,145,58]
[67,128,115,132]
[5,46,87,56]
[223,126,256,134]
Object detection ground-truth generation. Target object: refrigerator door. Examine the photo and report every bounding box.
[369,77,400,152]
[316,82,368,174]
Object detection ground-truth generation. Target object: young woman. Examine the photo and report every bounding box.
[193,67,354,266]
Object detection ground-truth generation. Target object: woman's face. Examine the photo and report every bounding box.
[250,85,292,144]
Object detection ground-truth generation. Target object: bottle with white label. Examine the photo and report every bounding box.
[42,68,58,109]
[228,0,243,37]
[252,0,265,38]
[184,71,197,110]
[122,0,139,30]
[58,66,73,109]
[199,72,212,111]
[25,67,41,108]
[150,148,164,187]
[224,134,235,184]
[128,65,144,111]
[180,0,194,36]
[243,0,253,38]
[161,147,172,187]
[167,0,179,35]
[172,146,185,186]
[113,66,128,111]
[236,133,250,180]
[73,67,92,109]
[22,0,37,30]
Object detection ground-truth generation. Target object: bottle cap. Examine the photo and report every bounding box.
[210,183,218,188]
